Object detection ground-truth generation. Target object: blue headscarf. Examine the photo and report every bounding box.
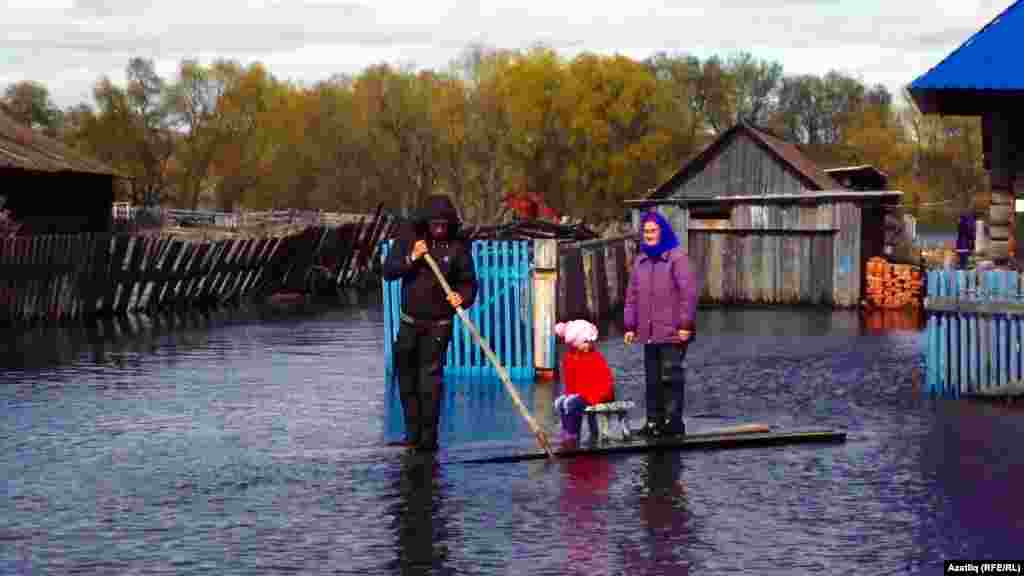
[639,211,680,259]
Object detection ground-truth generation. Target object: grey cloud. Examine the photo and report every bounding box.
[70,0,155,19]
[908,26,977,49]
[14,2,435,59]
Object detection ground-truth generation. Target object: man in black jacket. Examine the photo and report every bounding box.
[383,195,478,451]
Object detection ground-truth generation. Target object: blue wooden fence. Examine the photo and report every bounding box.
[924,268,1024,396]
[382,240,534,381]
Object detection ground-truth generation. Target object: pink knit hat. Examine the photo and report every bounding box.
[554,319,599,350]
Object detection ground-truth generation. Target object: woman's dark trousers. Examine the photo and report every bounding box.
[394,320,452,451]
[643,342,689,434]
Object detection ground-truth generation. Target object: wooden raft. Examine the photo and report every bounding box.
[451,423,847,465]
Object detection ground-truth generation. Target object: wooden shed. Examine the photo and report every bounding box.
[0,109,121,234]
[628,121,902,307]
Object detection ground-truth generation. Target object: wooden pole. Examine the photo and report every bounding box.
[422,252,555,459]
[533,238,558,381]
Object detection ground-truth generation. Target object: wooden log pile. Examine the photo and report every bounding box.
[865,256,924,309]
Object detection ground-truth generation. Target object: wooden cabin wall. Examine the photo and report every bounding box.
[693,199,866,306]
[831,201,862,307]
[686,228,835,305]
[670,133,806,198]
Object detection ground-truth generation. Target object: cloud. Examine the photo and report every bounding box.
[70,0,154,19]
[0,0,1010,109]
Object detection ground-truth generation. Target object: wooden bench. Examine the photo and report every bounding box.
[583,400,635,442]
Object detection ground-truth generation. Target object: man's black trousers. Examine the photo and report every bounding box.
[394,321,452,450]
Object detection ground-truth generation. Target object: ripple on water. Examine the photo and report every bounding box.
[1,305,1019,574]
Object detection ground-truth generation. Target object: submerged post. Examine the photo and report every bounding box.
[533,238,558,381]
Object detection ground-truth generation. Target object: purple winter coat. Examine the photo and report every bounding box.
[623,247,699,344]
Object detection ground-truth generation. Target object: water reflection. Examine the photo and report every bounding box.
[630,453,692,575]
[557,455,616,576]
[860,307,926,334]
[384,374,545,447]
[8,299,1021,575]
[386,451,452,575]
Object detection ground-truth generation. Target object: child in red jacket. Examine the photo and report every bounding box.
[553,319,615,440]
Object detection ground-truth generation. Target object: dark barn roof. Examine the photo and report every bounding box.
[0,109,118,176]
[909,0,1024,115]
[649,121,841,199]
[824,165,889,191]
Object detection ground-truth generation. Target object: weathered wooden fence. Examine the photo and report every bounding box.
[688,228,837,305]
[924,268,1024,397]
[0,228,330,324]
[382,239,535,380]
[556,227,839,327]
[557,235,635,327]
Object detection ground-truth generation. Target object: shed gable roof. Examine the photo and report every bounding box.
[0,108,118,176]
[649,121,841,199]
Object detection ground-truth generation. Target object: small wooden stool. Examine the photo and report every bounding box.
[584,400,635,442]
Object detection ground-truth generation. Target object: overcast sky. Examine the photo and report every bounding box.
[0,0,1011,109]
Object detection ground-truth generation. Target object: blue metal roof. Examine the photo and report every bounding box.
[910,0,1024,91]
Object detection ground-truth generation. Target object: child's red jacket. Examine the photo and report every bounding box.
[561,348,615,406]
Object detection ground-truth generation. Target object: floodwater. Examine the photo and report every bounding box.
[2,299,1023,575]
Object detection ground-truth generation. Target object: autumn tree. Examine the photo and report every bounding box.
[64,58,176,206]
[1,80,63,137]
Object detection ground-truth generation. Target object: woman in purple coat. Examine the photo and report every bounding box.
[623,211,699,437]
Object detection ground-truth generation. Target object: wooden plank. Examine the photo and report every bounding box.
[747,230,762,303]
[725,233,739,304]
[593,245,609,326]
[612,241,627,312]
[55,235,67,320]
[563,247,586,322]
[81,234,97,318]
[10,237,21,322]
[152,240,180,310]
[20,236,30,320]
[217,238,244,300]
[194,241,220,302]
[979,271,990,390]
[122,235,141,313]
[1012,274,1022,385]
[56,235,69,320]
[949,272,961,394]
[708,231,723,303]
[202,239,230,302]
[0,238,8,322]
[250,237,279,298]
[229,238,256,299]
[242,237,267,298]
[163,241,191,308]
[502,241,514,377]
[582,248,597,321]
[454,428,847,465]
[106,235,130,314]
[231,237,262,300]
[37,235,51,321]
[733,232,746,303]
[138,238,165,311]
[771,206,783,303]
[219,238,247,302]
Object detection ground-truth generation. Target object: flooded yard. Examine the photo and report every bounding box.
[2,301,1022,574]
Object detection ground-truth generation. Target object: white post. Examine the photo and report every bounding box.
[533,238,558,381]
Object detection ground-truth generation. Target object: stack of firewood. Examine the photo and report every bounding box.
[865,257,924,309]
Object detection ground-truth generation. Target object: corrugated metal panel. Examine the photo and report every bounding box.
[0,110,118,176]
[910,0,1024,92]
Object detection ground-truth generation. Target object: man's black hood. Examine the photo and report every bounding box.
[413,194,461,238]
